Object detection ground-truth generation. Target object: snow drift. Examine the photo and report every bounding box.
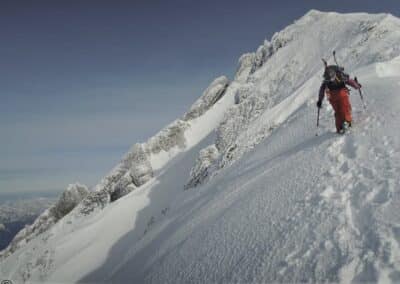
[2,10,400,283]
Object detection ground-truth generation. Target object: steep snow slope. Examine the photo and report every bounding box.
[1,10,400,283]
[103,58,400,284]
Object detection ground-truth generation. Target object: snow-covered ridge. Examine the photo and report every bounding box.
[0,183,88,259]
[0,197,54,251]
[0,70,232,259]
[185,10,400,188]
[92,74,232,197]
[2,10,400,283]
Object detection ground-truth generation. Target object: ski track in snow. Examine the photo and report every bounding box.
[320,98,400,282]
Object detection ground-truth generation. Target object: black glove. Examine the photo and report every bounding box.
[316,100,322,108]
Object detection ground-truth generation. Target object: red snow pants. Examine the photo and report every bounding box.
[327,88,352,133]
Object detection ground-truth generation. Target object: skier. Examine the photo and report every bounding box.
[316,64,362,134]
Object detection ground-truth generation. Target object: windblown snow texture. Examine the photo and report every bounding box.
[2,10,400,283]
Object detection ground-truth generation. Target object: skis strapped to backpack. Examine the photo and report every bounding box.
[321,51,352,90]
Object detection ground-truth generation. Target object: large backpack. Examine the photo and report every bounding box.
[323,65,350,90]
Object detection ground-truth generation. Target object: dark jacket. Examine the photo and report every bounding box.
[318,78,361,103]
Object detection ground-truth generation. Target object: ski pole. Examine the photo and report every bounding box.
[333,50,339,66]
[316,107,320,136]
[333,50,345,71]
[354,77,367,110]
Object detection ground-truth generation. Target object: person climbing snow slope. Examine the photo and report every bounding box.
[316,64,362,134]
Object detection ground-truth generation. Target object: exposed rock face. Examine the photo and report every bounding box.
[234,42,274,83]
[110,173,136,202]
[184,145,219,189]
[233,21,301,84]
[235,53,257,82]
[110,184,135,203]
[129,144,154,186]
[78,190,110,215]
[51,184,90,219]
[183,76,229,121]
[146,120,189,154]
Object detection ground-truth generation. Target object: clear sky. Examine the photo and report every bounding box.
[1,0,399,197]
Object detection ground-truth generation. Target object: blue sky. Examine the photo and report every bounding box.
[1,0,399,197]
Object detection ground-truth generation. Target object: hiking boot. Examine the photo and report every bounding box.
[339,121,351,134]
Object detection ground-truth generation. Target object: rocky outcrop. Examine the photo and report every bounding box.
[184,145,219,190]
[183,76,229,121]
[85,75,230,203]
[234,53,256,82]
[234,42,274,83]
[129,144,153,186]
[51,183,90,219]
[78,190,110,215]
[110,184,135,203]
[146,120,189,154]
[110,173,136,202]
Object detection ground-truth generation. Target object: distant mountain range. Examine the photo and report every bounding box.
[0,198,55,250]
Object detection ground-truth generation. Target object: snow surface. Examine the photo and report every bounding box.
[2,10,400,283]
